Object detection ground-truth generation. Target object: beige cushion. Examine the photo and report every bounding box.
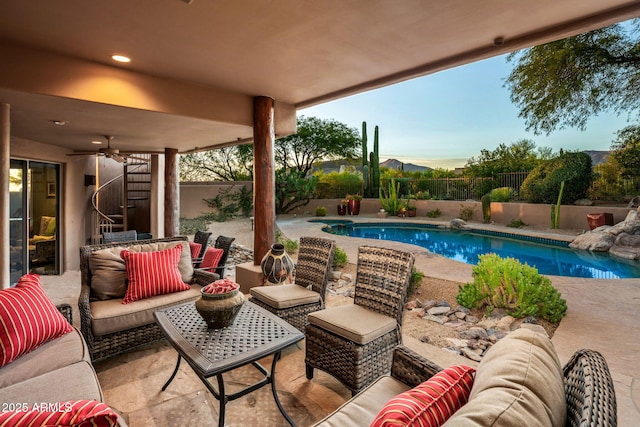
[1,360,103,405]
[89,241,194,301]
[0,328,89,388]
[307,305,397,345]
[90,285,201,336]
[250,284,320,309]
[443,324,566,427]
[312,375,409,427]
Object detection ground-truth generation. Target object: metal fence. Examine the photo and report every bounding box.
[313,171,640,202]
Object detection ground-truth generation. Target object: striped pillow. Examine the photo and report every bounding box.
[0,400,118,426]
[370,365,475,427]
[121,245,190,304]
[189,241,202,261]
[0,274,73,367]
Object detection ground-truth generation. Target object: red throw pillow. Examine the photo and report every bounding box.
[121,245,190,304]
[200,247,224,270]
[0,400,118,426]
[0,274,73,368]
[370,365,476,427]
[189,241,202,261]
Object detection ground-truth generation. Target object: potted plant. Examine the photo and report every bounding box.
[337,199,348,216]
[345,194,363,215]
[405,196,417,217]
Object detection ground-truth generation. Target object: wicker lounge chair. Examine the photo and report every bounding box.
[211,235,235,277]
[305,245,415,394]
[312,345,617,426]
[191,230,212,268]
[250,236,335,332]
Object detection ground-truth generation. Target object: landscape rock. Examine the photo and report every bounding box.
[450,219,468,230]
[427,306,450,316]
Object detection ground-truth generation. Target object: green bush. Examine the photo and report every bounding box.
[456,254,567,323]
[407,267,424,298]
[315,206,327,216]
[459,205,475,221]
[332,246,348,268]
[488,187,514,202]
[520,151,592,204]
[426,208,441,218]
[315,171,363,199]
[507,218,527,228]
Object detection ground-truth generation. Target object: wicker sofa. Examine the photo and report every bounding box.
[313,324,617,427]
[0,304,127,426]
[79,236,219,361]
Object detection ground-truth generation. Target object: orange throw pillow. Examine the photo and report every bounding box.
[121,245,190,304]
[370,365,475,427]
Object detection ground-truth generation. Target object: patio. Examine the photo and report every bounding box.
[40,215,640,426]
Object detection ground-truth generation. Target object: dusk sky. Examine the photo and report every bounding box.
[299,53,633,170]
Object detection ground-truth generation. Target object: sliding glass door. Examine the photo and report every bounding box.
[10,160,60,284]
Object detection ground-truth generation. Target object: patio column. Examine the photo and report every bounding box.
[0,103,8,288]
[253,96,276,264]
[164,148,179,237]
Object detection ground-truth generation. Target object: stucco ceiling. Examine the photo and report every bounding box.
[1,0,639,154]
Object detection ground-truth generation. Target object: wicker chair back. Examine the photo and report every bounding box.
[293,237,336,296]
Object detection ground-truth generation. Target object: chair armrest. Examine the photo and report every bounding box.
[390,345,443,388]
[56,303,73,324]
[191,268,220,285]
[78,283,94,350]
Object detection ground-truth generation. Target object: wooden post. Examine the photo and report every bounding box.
[253,96,276,265]
[164,148,179,237]
[0,104,9,288]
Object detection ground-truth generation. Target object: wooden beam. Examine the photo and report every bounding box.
[253,96,275,265]
[164,148,179,237]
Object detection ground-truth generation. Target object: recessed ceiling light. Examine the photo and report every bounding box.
[50,120,68,126]
[111,55,131,63]
[91,140,103,145]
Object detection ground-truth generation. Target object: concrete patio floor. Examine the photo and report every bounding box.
[40,214,640,425]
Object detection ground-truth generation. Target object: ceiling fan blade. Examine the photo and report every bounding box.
[67,152,101,156]
[112,155,126,163]
[124,155,151,162]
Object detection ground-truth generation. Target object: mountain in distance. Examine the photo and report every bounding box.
[583,150,609,166]
[378,159,432,172]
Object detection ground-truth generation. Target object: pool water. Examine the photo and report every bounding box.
[319,221,640,279]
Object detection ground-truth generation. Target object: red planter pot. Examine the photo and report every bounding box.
[337,205,347,215]
[347,200,361,215]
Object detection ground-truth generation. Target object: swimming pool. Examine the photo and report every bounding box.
[318,221,640,279]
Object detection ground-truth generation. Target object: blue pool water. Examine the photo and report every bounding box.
[318,221,640,279]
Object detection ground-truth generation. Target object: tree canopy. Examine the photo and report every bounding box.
[464,139,548,177]
[610,125,640,178]
[275,116,361,176]
[506,20,640,135]
[179,145,253,181]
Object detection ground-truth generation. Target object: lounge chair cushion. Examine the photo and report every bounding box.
[313,375,410,427]
[442,324,566,427]
[0,328,89,389]
[0,400,118,426]
[370,365,475,427]
[90,286,202,336]
[307,305,397,345]
[1,360,103,405]
[89,241,194,301]
[0,274,73,368]
[121,246,190,304]
[250,284,320,309]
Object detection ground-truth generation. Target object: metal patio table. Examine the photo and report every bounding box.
[154,300,304,427]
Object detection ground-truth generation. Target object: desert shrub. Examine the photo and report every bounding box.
[488,187,514,202]
[481,194,491,223]
[275,233,299,254]
[332,246,348,268]
[315,171,363,198]
[456,254,567,323]
[426,208,441,218]
[507,218,527,228]
[520,151,592,204]
[315,206,327,216]
[407,267,424,298]
[179,217,210,235]
[459,205,475,221]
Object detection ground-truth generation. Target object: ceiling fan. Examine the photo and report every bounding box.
[67,135,151,163]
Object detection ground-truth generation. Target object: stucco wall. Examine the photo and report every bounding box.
[179,181,253,219]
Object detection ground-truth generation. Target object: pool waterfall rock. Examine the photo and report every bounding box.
[570,208,640,260]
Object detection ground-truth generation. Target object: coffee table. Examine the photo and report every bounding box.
[154,300,304,427]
